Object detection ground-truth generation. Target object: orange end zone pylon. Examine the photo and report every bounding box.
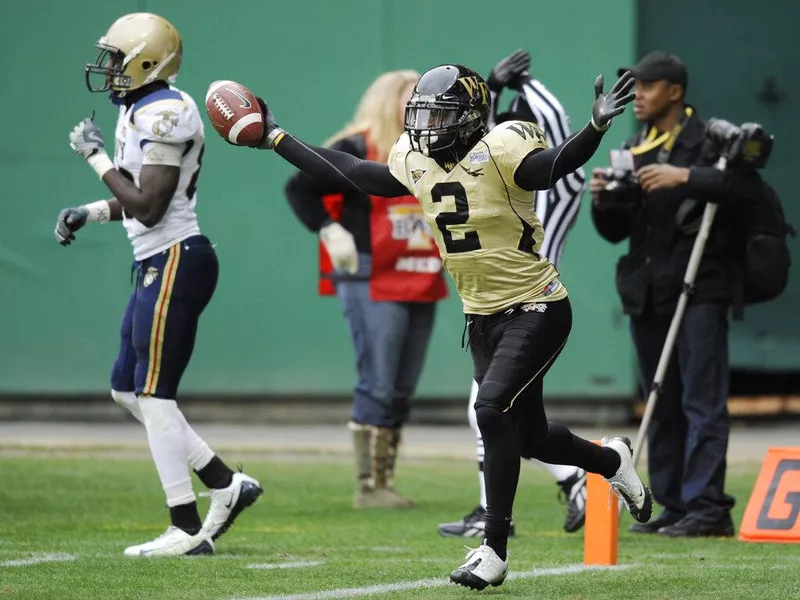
[740,447,800,543]
[584,442,619,565]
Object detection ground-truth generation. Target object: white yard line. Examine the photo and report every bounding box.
[1,553,76,567]
[246,561,324,570]
[230,564,629,600]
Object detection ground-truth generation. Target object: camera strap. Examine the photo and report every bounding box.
[631,106,693,164]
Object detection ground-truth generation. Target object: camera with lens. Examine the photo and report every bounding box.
[705,118,773,170]
[596,149,642,209]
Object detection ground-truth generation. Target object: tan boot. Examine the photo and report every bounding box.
[349,422,375,509]
[370,426,415,508]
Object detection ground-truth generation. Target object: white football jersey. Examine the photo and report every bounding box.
[113,85,204,260]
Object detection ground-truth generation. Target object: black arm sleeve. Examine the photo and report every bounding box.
[283,137,363,233]
[513,122,604,191]
[274,134,409,198]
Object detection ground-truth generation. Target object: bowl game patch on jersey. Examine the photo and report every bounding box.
[468,149,490,164]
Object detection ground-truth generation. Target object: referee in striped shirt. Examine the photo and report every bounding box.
[437,49,588,539]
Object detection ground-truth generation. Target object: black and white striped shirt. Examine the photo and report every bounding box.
[491,78,586,268]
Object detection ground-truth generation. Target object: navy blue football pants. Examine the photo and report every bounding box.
[111,235,218,399]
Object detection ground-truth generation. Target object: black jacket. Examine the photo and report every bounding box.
[592,111,757,317]
[284,134,372,254]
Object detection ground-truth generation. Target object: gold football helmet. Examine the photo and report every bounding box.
[85,13,182,94]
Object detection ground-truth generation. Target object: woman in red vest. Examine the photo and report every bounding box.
[285,70,448,509]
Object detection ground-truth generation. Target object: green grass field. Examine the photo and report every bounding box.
[1,452,798,600]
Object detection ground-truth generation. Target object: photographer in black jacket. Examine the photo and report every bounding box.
[590,52,757,538]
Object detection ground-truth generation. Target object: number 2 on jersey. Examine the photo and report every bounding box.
[431,182,482,253]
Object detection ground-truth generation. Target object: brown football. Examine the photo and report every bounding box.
[205,80,264,146]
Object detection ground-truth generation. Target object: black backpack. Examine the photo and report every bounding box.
[737,181,795,306]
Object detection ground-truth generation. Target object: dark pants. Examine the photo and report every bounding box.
[470,298,620,539]
[630,301,735,523]
[111,235,218,399]
[336,254,437,429]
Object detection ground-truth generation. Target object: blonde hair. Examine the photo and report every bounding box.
[325,69,420,163]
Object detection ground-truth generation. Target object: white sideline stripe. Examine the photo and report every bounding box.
[230,564,627,600]
[246,561,324,570]
[1,553,76,567]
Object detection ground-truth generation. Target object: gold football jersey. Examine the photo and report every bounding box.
[388,121,568,314]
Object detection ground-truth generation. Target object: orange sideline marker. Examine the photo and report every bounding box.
[584,441,619,565]
[740,447,800,543]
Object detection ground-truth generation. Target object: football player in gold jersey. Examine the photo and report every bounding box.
[227,64,652,590]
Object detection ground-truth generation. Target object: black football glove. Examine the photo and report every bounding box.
[487,49,531,93]
[591,71,635,131]
[253,97,282,150]
[54,207,89,246]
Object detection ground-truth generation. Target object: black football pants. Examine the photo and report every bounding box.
[469,298,619,549]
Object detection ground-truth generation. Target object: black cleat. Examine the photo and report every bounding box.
[437,505,516,538]
[557,469,587,533]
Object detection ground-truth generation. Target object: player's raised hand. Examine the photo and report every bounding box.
[54,207,89,246]
[254,97,284,150]
[487,49,531,93]
[69,111,105,159]
[591,71,635,132]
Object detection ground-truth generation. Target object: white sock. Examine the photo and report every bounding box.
[111,389,143,424]
[139,396,195,507]
[533,459,579,483]
[478,464,488,510]
[467,380,489,510]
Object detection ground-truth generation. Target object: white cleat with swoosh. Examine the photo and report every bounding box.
[124,526,214,557]
[201,471,263,541]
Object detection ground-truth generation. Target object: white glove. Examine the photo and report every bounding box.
[69,112,105,159]
[69,111,115,178]
[319,221,358,275]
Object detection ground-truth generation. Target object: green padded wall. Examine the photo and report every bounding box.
[0,0,637,397]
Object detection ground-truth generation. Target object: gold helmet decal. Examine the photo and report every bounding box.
[458,76,490,108]
[85,13,182,94]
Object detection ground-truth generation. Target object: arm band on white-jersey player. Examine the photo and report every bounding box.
[141,141,184,167]
[87,152,115,179]
[82,199,112,223]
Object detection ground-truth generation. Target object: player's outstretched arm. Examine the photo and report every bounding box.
[513,72,634,191]
[254,99,409,198]
[67,114,179,228]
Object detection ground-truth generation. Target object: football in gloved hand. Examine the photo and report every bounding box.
[205,80,264,146]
